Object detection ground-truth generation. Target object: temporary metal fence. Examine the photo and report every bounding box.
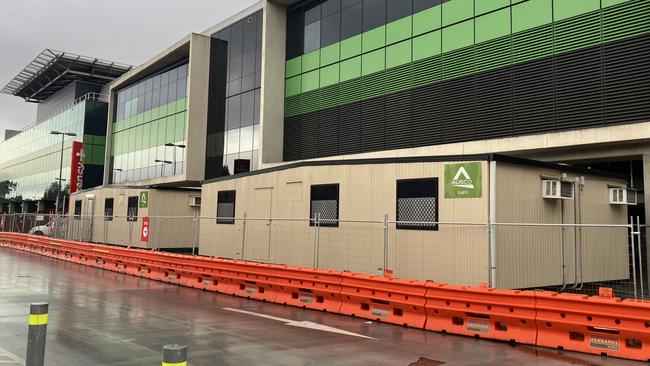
[1,212,647,300]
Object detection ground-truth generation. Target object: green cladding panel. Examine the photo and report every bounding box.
[284,0,650,119]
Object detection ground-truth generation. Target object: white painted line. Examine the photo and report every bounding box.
[222,307,375,339]
[0,346,25,365]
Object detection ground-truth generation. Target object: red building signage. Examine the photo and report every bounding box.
[141,216,150,242]
[69,141,85,194]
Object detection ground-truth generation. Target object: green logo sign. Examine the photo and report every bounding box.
[139,191,149,208]
[444,162,482,198]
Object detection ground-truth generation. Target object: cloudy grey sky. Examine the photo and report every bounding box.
[0,0,257,141]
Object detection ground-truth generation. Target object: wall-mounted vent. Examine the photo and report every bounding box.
[542,180,574,200]
[189,196,202,207]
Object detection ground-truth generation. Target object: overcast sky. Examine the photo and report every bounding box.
[0,0,257,141]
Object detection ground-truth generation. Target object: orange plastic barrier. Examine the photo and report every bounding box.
[264,264,342,312]
[425,282,537,345]
[339,272,427,328]
[5,233,650,362]
[535,290,650,361]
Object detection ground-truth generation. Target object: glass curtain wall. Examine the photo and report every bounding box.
[110,62,189,183]
[0,101,105,203]
[211,10,263,175]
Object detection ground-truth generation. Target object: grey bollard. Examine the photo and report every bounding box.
[162,344,187,366]
[26,302,48,366]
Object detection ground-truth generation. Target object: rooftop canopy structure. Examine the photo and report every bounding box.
[0,49,132,103]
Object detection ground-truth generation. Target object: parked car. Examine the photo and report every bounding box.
[29,222,54,236]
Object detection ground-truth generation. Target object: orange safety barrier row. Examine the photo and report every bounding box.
[339,272,427,328]
[1,233,650,362]
[425,282,537,345]
[535,289,650,361]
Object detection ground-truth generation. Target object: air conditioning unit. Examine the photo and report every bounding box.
[542,180,574,200]
[189,196,202,207]
[609,188,637,205]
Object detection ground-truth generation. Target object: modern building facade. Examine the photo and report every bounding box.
[0,50,131,214]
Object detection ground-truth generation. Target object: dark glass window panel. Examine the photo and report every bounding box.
[254,89,261,124]
[137,82,145,96]
[341,2,362,39]
[323,0,341,16]
[241,91,255,127]
[242,74,255,93]
[152,87,160,108]
[286,8,304,59]
[243,15,258,50]
[178,63,189,77]
[127,196,138,221]
[74,200,82,219]
[177,77,187,99]
[305,4,322,25]
[342,0,362,8]
[230,53,243,81]
[255,71,261,89]
[145,78,153,92]
[160,70,169,85]
[228,78,242,96]
[242,48,256,76]
[153,74,161,89]
[227,95,242,129]
[413,0,442,12]
[216,27,230,42]
[396,178,438,230]
[363,0,386,31]
[144,91,152,111]
[169,67,178,82]
[116,105,124,121]
[321,12,341,47]
[256,45,262,72]
[160,84,169,105]
[310,184,339,227]
[217,190,236,224]
[230,20,244,56]
[387,0,412,22]
[304,21,321,53]
[137,97,145,114]
[168,80,178,102]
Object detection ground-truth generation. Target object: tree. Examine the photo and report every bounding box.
[0,180,16,203]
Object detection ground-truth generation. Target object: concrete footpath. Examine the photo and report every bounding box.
[0,248,639,366]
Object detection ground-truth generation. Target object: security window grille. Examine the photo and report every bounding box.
[127,196,138,222]
[217,190,236,224]
[396,178,438,231]
[104,198,114,221]
[310,184,339,227]
[74,201,82,220]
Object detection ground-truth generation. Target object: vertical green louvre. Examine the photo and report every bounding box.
[285,0,648,118]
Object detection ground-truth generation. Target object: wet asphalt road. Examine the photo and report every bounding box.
[0,247,642,366]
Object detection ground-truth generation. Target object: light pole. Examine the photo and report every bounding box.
[51,131,77,216]
[165,143,186,175]
[154,159,173,178]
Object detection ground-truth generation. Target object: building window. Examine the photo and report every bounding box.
[310,184,339,227]
[104,198,114,221]
[127,196,138,222]
[74,201,82,220]
[217,190,236,224]
[396,178,438,230]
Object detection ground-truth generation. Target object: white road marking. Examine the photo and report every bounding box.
[222,307,376,339]
[0,346,24,365]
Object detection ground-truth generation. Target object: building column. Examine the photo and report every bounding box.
[259,0,287,167]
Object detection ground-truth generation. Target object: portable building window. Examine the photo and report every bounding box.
[127,196,138,222]
[310,184,339,227]
[396,178,438,230]
[74,201,82,220]
[217,190,236,224]
[104,198,114,221]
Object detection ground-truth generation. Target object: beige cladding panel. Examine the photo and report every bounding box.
[200,161,490,285]
[494,162,628,289]
[69,187,199,249]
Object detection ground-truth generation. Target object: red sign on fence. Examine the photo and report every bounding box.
[141,216,150,242]
[69,141,85,194]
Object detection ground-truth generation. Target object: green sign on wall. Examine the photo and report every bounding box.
[139,191,149,208]
[444,162,482,199]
